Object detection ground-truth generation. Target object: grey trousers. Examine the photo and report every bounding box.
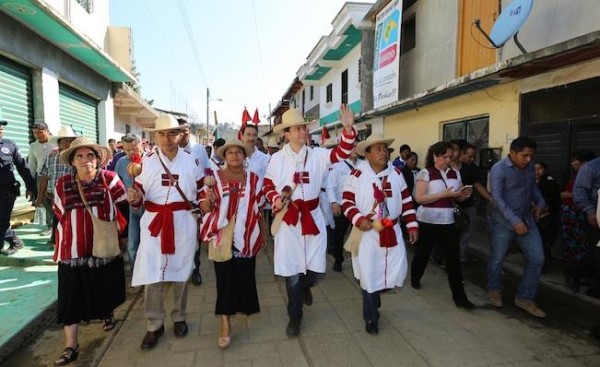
[144,281,189,331]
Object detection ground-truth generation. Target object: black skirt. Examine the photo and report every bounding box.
[213,256,260,316]
[57,256,126,325]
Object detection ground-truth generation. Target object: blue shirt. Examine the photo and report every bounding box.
[107,151,126,171]
[115,155,133,189]
[490,156,545,226]
[573,157,600,215]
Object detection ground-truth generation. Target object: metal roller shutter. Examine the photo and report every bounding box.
[0,57,34,213]
[59,84,98,143]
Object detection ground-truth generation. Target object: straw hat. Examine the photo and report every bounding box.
[273,109,315,134]
[267,136,280,149]
[216,139,252,161]
[145,114,182,132]
[59,136,112,167]
[321,137,338,148]
[356,133,395,156]
[50,126,79,145]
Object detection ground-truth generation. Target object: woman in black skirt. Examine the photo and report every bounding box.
[52,137,128,365]
[199,139,268,349]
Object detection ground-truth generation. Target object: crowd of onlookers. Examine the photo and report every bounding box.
[1,107,599,365]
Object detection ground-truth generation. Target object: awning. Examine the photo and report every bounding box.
[0,0,134,82]
[113,83,158,127]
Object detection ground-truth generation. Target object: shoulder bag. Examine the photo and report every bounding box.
[439,169,471,231]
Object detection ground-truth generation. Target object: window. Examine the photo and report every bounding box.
[442,116,489,151]
[400,17,416,55]
[76,0,94,13]
[310,86,314,101]
[326,84,333,103]
[341,70,348,105]
[302,90,305,111]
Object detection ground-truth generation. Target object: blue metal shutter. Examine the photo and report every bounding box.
[59,84,98,143]
[0,56,34,213]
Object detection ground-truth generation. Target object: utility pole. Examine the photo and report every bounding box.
[206,87,210,145]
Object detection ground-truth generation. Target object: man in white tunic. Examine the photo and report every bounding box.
[127,114,203,349]
[263,105,357,336]
[327,142,361,271]
[342,134,418,335]
[240,124,270,182]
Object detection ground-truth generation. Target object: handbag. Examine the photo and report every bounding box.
[77,178,121,258]
[453,204,471,230]
[208,214,235,262]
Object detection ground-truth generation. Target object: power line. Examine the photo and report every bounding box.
[250,0,267,99]
[175,0,209,87]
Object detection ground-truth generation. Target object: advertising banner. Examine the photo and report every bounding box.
[373,0,402,109]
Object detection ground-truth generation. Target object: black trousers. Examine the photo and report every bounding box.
[332,214,351,262]
[0,188,17,249]
[567,225,600,292]
[411,222,468,303]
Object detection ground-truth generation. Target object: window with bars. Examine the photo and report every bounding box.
[326,84,333,103]
[442,116,489,151]
[310,86,314,101]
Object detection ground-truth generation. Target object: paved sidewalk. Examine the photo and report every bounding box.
[0,224,57,362]
[98,244,600,367]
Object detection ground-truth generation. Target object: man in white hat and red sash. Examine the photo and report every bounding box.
[127,114,204,349]
[263,104,356,336]
[342,133,418,335]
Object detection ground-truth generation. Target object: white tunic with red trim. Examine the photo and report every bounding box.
[131,148,204,286]
[342,161,418,293]
[199,170,265,256]
[263,128,356,276]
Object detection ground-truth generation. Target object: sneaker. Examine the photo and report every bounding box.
[8,237,24,250]
[488,290,503,308]
[0,247,16,256]
[514,298,546,318]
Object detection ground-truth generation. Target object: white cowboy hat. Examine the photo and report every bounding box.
[50,126,79,145]
[267,136,280,149]
[273,108,315,134]
[216,139,252,161]
[321,137,338,148]
[145,114,182,132]
[356,133,395,156]
[59,136,112,168]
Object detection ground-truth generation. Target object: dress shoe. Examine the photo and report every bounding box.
[303,287,313,306]
[365,320,379,335]
[454,297,476,310]
[410,278,421,290]
[174,321,188,337]
[191,269,202,286]
[333,260,342,272]
[286,319,301,337]
[140,325,164,349]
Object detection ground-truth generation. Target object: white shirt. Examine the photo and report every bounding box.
[28,140,56,176]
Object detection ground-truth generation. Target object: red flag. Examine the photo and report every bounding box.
[320,127,330,145]
[241,107,252,123]
[252,108,260,125]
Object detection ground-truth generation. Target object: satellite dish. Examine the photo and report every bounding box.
[473,0,534,54]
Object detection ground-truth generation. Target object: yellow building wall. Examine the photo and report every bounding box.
[384,82,520,161]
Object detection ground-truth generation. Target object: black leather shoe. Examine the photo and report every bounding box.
[333,260,342,272]
[365,321,379,335]
[286,319,301,337]
[191,270,202,286]
[140,326,164,349]
[303,287,313,306]
[174,321,188,338]
[411,278,421,290]
[455,298,476,310]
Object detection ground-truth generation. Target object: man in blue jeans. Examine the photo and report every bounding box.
[487,137,547,318]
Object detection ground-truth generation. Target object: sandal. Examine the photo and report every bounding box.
[103,317,115,331]
[54,345,79,366]
[217,317,231,349]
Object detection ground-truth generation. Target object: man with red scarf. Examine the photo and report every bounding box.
[341,133,418,335]
[263,105,356,337]
[127,114,204,349]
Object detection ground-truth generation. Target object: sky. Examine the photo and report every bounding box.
[109,0,374,128]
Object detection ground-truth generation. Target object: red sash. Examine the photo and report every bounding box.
[145,201,190,254]
[379,218,399,248]
[282,198,320,235]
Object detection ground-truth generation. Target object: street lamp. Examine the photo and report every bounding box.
[206,87,223,145]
